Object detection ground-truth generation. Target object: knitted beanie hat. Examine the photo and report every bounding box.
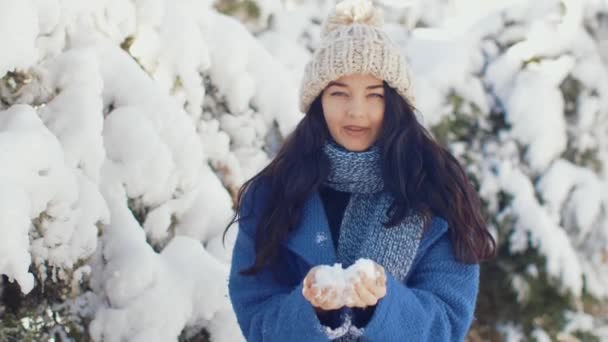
[299,0,413,113]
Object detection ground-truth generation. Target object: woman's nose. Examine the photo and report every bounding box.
[347,98,365,118]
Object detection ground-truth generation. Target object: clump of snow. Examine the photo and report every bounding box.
[129,0,211,121]
[498,323,525,342]
[91,175,237,342]
[98,42,204,244]
[312,258,379,307]
[531,328,552,342]
[205,12,302,136]
[35,47,106,182]
[0,183,35,294]
[537,159,603,241]
[495,161,583,297]
[562,310,594,335]
[404,28,488,127]
[0,104,109,291]
[0,0,39,77]
[501,57,572,171]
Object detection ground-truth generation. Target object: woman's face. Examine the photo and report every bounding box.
[321,74,385,152]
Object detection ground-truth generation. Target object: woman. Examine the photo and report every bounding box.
[225,0,496,340]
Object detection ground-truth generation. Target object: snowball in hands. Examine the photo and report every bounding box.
[309,258,379,307]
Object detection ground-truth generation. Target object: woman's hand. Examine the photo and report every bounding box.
[302,266,343,311]
[345,262,387,308]
[302,261,387,310]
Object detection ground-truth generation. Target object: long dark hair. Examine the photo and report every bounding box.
[224,82,496,275]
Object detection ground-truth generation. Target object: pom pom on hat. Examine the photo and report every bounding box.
[321,0,384,37]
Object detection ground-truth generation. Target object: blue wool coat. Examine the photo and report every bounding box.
[228,181,480,341]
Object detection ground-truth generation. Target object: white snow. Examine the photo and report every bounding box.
[404,28,488,127]
[563,311,594,335]
[0,0,39,77]
[0,183,35,294]
[0,104,109,291]
[316,232,329,244]
[312,258,379,307]
[322,314,352,339]
[496,161,583,296]
[205,12,302,136]
[499,323,525,342]
[531,328,552,342]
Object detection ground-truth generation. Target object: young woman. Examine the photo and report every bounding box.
[225,1,496,341]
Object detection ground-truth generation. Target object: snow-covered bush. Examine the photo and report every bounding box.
[0,0,298,340]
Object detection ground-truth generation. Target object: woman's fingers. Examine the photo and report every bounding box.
[302,267,320,302]
[301,283,313,302]
[302,279,323,304]
[320,288,341,310]
[369,263,387,299]
[356,271,383,296]
[318,287,329,301]
[345,263,388,308]
[372,279,387,299]
[303,266,319,289]
[379,272,387,294]
[303,267,344,310]
[368,272,387,299]
[302,286,316,304]
[304,285,343,310]
[350,276,378,308]
[303,275,312,289]
[377,264,386,281]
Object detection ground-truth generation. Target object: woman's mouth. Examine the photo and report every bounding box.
[343,125,369,137]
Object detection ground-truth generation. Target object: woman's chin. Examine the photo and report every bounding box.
[338,139,372,152]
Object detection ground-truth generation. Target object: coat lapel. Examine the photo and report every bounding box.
[284,192,337,267]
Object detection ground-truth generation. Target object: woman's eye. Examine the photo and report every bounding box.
[329,92,383,98]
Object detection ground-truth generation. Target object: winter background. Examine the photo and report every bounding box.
[0,0,607,341]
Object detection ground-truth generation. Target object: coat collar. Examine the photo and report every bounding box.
[284,192,337,267]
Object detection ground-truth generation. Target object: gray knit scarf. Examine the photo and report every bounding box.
[322,142,424,283]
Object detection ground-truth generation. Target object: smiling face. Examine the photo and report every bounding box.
[321,74,385,152]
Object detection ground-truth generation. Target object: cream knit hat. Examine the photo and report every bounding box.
[299,0,412,113]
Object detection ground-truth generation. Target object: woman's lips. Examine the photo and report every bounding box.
[343,125,369,137]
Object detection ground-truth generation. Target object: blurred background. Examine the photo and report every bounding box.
[0,0,607,341]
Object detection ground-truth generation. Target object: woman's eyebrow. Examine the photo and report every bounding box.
[326,81,384,90]
[327,81,347,88]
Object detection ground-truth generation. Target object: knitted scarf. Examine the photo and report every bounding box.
[322,142,424,283]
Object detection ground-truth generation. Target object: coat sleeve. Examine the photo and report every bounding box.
[227,184,332,342]
[360,232,480,341]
